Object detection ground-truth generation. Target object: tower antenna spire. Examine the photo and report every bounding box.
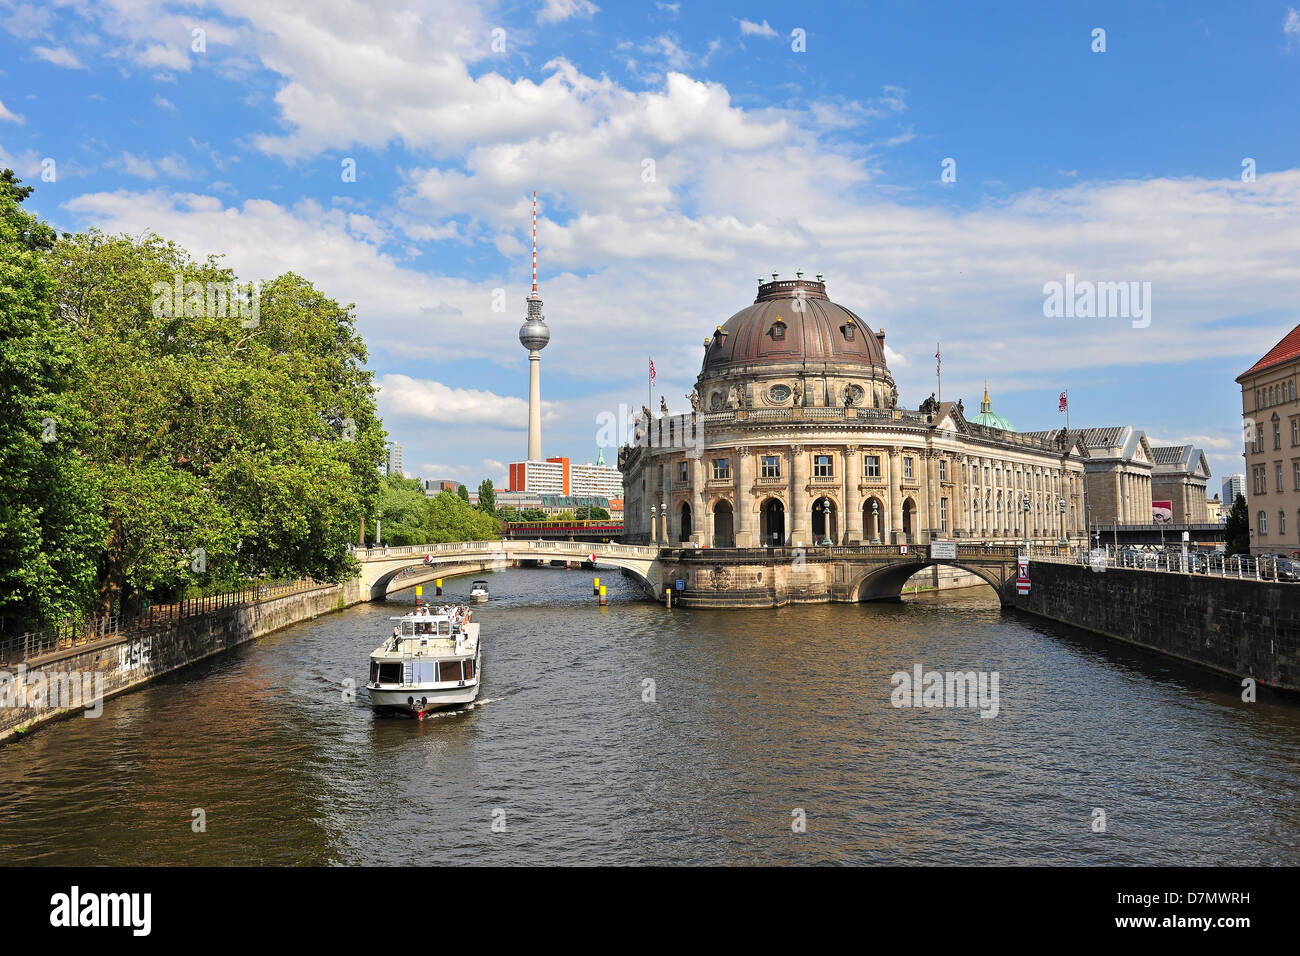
[530,190,538,297]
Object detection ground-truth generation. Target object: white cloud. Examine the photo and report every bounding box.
[1286,7,1300,49]
[32,45,86,69]
[538,0,599,24]
[0,98,24,123]
[738,18,778,38]
[154,94,176,111]
[377,374,557,427]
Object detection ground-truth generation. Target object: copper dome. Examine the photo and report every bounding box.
[701,278,888,374]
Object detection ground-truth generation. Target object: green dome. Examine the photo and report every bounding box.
[970,385,1014,431]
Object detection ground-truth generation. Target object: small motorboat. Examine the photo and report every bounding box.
[366,603,481,716]
[468,580,490,603]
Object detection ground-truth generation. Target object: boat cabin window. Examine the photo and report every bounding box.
[377,662,403,683]
[438,620,451,636]
[463,659,475,680]
[439,660,463,682]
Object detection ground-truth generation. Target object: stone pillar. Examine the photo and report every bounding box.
[889,446,904,543]
[880,449,893,543]
[845,446,862,544]
[735,449,757,547]
[689,455,706,546]
[790,444,810,546]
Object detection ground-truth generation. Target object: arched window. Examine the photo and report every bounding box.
[1279,511,1286,536]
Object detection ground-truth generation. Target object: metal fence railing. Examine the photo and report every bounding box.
[0,578,329,667]
[1026,546,1298,583]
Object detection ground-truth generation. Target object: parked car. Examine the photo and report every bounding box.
[1274,558,1300,582]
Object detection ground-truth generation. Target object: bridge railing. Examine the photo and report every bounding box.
[1026,545,1297,583]
[661,543,1021,562]
[354,540,661,562]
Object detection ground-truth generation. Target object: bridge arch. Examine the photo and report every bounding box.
[357,540,664,601]
[848,560,1011,605]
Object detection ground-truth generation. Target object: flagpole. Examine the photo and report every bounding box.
[935,341,941,405]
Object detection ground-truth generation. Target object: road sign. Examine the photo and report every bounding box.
[1016,556,1031,595]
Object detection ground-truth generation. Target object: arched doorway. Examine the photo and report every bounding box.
[712,500,735,548]
[760,498,785,547]
[811,496,838,545]
[862,496,884,543]
[902,497,916,542]
[679,502,692,543]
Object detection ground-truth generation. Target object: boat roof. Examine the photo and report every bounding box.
[389,603,467,621]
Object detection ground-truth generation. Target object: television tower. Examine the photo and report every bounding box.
[518,190,550,461]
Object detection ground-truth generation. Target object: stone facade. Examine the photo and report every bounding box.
[1237,322,1300,555]
[1150,444,1211,524]
[621,276,1087,549]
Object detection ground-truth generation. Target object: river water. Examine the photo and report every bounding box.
[2,567,1297,865]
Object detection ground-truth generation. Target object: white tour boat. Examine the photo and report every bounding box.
[468,580,490,603]
[366,603,481,716]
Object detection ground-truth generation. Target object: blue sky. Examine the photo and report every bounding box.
[3,0,1299,490]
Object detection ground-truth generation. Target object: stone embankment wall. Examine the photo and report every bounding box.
[1014,561,1299,691]
[1,580,364,743]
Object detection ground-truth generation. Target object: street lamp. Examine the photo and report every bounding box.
[820,499,832,546]
[1057,496,1068,548]
[871,499,880,545]
[1021,494,1031,552]
[650,505,658,544]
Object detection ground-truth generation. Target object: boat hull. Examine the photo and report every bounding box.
[368,680,480,714]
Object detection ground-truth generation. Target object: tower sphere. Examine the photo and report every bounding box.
[519,299,550,351]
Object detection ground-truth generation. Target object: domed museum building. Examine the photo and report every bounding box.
[620,274,1087,552]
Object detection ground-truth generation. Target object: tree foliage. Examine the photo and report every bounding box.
[0,172,105,631]
[378,474,429,546]
[1225,493,1250,556]
[425,490,499,543]
[477,478,496,514]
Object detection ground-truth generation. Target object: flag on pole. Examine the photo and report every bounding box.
[649,358,656,385]
[1058,391,1068,413]
[935,343,941,374]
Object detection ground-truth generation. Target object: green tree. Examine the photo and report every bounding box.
[424,490,499,543]
[50,231,384,612]
[477,478,496,514]
[495,505,519,522]
[1225,493,1250,555]
[378,474,429,546]
[457,483,470,503]
[0,171,105,632]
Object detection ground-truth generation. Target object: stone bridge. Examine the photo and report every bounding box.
[656,542,1025,608]
[354,539,663,601]
[354,539,1023,607]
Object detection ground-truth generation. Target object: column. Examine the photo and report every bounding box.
[890,446,904,543]
[790,444,810,546]
[881,449,893,543]
[735,449,757,547]
[845,446,863,544]
[690,456,706,546]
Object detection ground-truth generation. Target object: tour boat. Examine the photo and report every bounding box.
[366,604,481,716]
[468,580,490,603]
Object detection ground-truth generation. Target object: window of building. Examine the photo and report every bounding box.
[1280,511,1287,536]
[678,462,688,483]
[712,458,730,480]
[940,498,948,532]
[939,459,948,481]
[1292,419,1299,447]
[904,457,914,480]
[1274,423,1282,450]
[1259,511,1268,535]
[1277,463,1284,493]
[814,454,834,478]
[864,455,881,478]
[761,455,780,478]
